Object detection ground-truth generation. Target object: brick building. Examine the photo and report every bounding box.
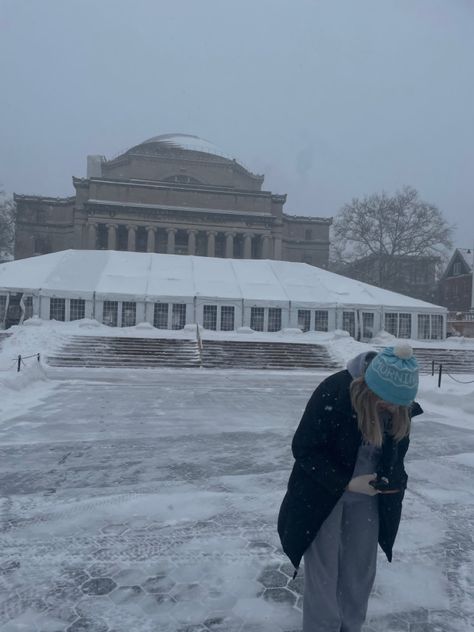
[438,248,473,312]
[335,253,439,303]
[14,134,331,266]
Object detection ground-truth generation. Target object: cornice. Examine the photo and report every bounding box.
[14,194,75,205]
[84,201,275,229]
[75,176,278,200]
[283,213,332,225]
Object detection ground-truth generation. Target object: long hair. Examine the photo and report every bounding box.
[350,376,411,446]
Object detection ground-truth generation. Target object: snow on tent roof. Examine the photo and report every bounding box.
[0,250,446,311]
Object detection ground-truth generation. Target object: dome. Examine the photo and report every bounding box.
[139,133,230,160]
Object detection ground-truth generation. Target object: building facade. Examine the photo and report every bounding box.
[335,253,439,303]
[14,134,331,266]
[438,248,473,313]
[437,248,474,336]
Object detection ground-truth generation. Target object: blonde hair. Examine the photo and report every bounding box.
[350,376,411,447]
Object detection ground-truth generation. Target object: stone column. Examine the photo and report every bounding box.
[262,234,272,259]
[107,224,117,250]
[166,228,177,254]
[146,226,156,253]
[127,225,136,251]
[225,232,235,258]
[273,235,283,260]
[187,230,197,255]
[243,233,253,259]
[207,231,216,257]
[87,222,97,250]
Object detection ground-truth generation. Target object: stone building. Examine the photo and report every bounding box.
[14,134,331,266]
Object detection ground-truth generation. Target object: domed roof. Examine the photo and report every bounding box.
[139,133,230,160]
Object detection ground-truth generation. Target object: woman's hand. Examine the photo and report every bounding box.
[346,473,379,496]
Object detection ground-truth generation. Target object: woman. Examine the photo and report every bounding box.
[277,344,422,632]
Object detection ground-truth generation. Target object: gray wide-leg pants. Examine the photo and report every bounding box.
[302,496,379,632]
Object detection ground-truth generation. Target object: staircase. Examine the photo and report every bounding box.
[201,339,340,370]
[47,336,201,368]
[411,347,474,375]
[46,335,341,371]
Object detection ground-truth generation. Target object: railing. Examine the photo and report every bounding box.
[16,353,41,372]
[431,359,474,386]
[0,352,41,373]
[447,311,474,321]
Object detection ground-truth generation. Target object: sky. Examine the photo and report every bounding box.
[0,0,473,247]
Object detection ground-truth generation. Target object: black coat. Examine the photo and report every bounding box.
[277,369,422,571]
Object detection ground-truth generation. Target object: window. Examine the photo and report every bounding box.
[50,298,65,321]
[171,303,186,330]
[220,306,235,331]
[23,296,34,320]
[342,311,356,338]
[34,237,49,254]
[314,310,328,332]
[103,301,118,327]
[70,299,85,321]
[136,227,147,253]
[122,302,136,327]
[117,225,128,251]
[250,307,264,331]
[305,229,312,241]
[362,312,374,339]
[154,303,168,329]
[298,309,311,332]
[453,262,461,276]
[417,314,430,339]
[384,313,398,336]
[0,295,6,324]
[203,305,217,330]
[399,313,412,338]
[97,224,108,250]
[430,315,444,340]
[385,312,412,338]
[268,307,282,332]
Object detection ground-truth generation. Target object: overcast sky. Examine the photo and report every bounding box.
[1,0,473,247]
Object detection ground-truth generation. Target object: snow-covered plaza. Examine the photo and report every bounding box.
[1,332,474,631]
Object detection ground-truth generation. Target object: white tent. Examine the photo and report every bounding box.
[0,250,447,340]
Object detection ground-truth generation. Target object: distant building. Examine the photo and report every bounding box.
[438,248,473,312]
[14,134,331,267]
[336,253,438,303]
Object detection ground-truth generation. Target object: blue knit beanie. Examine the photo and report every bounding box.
[364,343,419,406]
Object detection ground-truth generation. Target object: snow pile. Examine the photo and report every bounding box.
[0,361,53,424]
[417,375,474,429]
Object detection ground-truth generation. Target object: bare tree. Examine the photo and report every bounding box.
[0,189,15,261]
[331,186,453,288]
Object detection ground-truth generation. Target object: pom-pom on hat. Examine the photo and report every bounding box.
[364,343,419,406]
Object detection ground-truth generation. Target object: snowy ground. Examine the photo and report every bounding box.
[0,329,474,630]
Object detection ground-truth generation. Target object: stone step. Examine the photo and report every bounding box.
[46,335,342,371]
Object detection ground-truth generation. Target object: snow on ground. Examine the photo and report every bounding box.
[0,325,473,631]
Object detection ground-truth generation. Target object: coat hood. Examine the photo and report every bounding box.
[346,351,378,380]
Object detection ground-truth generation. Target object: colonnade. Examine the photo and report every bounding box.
[86,222,282,259]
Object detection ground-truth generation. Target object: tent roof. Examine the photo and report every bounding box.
[0,250,445,311]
